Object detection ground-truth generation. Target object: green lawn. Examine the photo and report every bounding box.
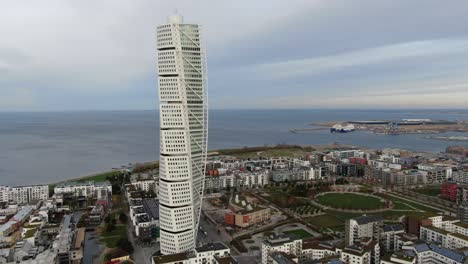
[76,171,123,183]
[324,210,362,222]
[377,194,440,213]
[316,193,385,210]
[283,229,314,239]
[305,214,343,228]
[393,202,416,210]
[414,187,441,197]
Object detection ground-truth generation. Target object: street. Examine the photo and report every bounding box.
[197,213,231,246]
[128,218,159,264]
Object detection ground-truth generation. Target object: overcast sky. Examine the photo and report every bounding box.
[1,0,468,111]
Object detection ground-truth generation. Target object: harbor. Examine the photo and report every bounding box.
[425,136,468,142]
[305,119,468,135]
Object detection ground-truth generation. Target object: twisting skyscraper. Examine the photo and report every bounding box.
[156,14,208,255]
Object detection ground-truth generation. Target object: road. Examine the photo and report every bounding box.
[197,213,231,246]
[128,222,159,264]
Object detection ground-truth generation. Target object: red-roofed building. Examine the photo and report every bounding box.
[441,182,458,202]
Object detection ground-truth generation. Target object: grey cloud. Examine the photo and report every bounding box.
[0,0,467,110]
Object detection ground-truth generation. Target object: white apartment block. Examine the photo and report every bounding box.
[261,235,303,264]
[157,14,208,255]
[345,215,383,246]
[0,186,10,203]
[237,171,269,188]
[381,224,405,252]
[451,167,468,184]
[338,238,380,264]
[403,243,466,264]
[420,225,468,250]
[54,181,111,199]
[152,242,235,264]
[0,185,48,204]
[368,160,402,171]
[332,150,361,159]
[131,178,156,193]
[219,174,235,189]
[301,241,340,261]
[300,165,329,180]
[261,235,379,264]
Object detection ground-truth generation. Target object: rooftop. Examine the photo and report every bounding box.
[423,225,450,235]
[196,242,228,253]
[383,224,404,233]
[263,234,300,247]
[23,228,38,239]
[142,198,159,220]
[412,242,430,253]
[269,252,297,264]
[454,221,468,229]
[214,254,238,264]
[429,243,465,262]
[73,228,85,249]
[353,215,383,225]
[136,214,150,224]
[449,232,468,241]
[152,252,190,264]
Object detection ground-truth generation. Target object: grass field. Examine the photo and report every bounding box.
[75,170,123,183]
[393,201,416,210]
[377,194,440,213]
[316,193,385,210]
[414,187,441,197]
[305,214,343,228]
[283,229,314,239]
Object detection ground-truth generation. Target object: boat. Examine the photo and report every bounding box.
[330,123,355,133]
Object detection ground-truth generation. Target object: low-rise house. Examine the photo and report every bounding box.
[89,203,105,225]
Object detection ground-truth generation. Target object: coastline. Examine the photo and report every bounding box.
[46,143,364,186]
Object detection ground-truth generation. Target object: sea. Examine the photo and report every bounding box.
[1,109,467,186]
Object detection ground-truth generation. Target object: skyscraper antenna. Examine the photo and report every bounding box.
[174,8,178,14]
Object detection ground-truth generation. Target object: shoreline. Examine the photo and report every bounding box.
[45,144,367,186]
[48,160,159,186]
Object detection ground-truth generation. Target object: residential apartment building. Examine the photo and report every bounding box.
[0,185,48,205]
[131,178,156,193]
[54,181,111,199]
[152,242,235,264]
[340,237,380,264]
[380,224,404,252]
[403,242,466,264]
[345,215,383,246]
[261,235,303,264]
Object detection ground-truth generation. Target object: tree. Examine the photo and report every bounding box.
[116,238,134,254]
[119,212,127,223]
[105,222,116,232]
[104,214,113,224]
[104,253,112,262]
[77,214,88,228]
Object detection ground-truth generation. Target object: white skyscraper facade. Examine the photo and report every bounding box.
[157,14,208,255]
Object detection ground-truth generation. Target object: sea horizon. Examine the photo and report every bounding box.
[1,109,467,186]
